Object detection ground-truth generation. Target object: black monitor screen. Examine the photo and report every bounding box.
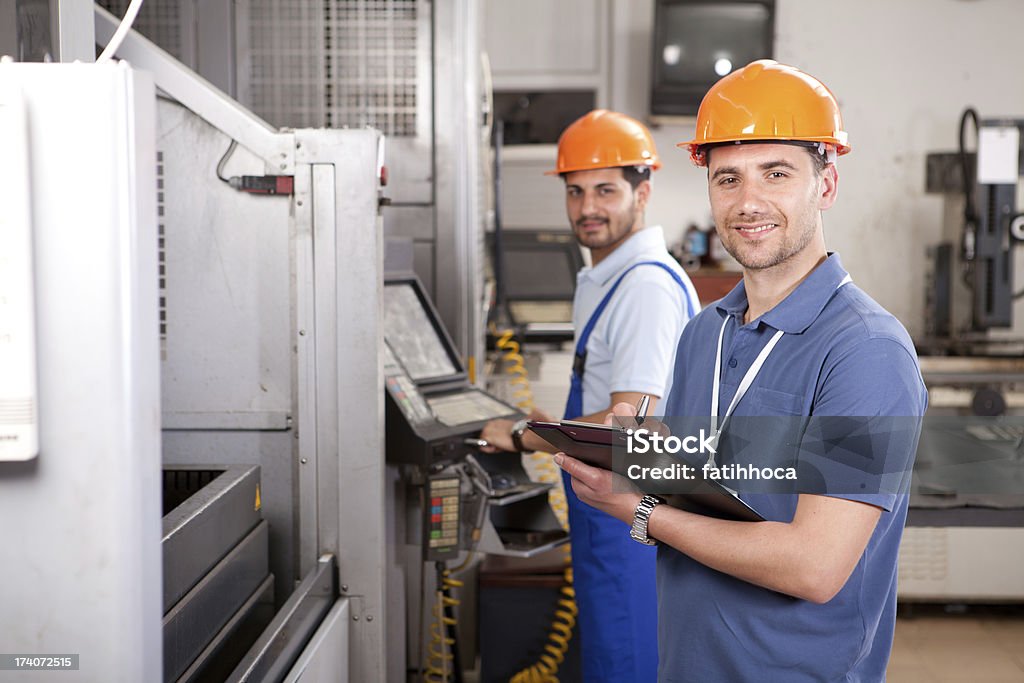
[505,248,577,300]
[651,1,774,115]
[490,231,583,302]
[493,91,596,145]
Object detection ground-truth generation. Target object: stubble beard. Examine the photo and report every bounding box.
[574,199,640,252]
[720,218,817,271]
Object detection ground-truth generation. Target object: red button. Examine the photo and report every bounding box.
[432,514,441,523]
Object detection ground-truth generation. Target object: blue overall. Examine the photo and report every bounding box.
[562,261,695,683]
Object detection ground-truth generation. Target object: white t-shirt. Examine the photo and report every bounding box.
[572,226,700,416]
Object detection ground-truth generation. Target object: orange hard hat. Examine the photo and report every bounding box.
[547,110,661,175]
[679,60,850,167]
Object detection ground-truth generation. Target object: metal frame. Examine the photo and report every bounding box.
[93,9,387,680]
[95,4,294,173]
[433,0,485,375]
[53,0,95,61]
[296,129,387,680]
[229,554,338,681]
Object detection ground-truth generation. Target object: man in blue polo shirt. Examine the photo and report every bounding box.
[555,61,927,682]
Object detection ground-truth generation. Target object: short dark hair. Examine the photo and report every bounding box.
[806,146,827,175]
[620,165,652,189]
[560,165,652,189]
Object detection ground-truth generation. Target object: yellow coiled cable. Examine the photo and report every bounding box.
[490,326,577,683]
[492,326,535,412]
[423,570,464,683]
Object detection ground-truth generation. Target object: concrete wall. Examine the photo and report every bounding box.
[607,0,1024,336]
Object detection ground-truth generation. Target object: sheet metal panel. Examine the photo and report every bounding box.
[162,464,262,610]
[164,521,271,682]
[0,62,162,682]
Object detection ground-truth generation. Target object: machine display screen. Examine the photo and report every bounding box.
[383,282,459,382]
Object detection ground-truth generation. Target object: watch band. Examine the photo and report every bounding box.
[630,495,664,546]
[510,418,529,452]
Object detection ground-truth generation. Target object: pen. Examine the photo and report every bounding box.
[635,395,650,426]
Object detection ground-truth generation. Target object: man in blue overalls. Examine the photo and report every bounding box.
[481,110,700,682]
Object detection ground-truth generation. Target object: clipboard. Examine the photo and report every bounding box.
[529,420,764,523]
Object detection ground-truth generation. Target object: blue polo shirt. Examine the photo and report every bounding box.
[659,254,927,683]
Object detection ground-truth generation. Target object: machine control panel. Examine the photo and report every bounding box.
[426,390,520,427]
[385,374,433,426]
[425,474,461,560]
[384,342,433,425]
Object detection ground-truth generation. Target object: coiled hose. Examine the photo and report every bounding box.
[492,326,535,412]
[491,326,578,683]
[423,565,465,683]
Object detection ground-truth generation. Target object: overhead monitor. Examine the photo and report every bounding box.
[651,0,775,116]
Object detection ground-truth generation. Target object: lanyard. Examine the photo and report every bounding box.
[709,275,852,459]
[710,320,783,447]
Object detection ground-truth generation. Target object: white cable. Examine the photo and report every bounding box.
[96,0,146,64]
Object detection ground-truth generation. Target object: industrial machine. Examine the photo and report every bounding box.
[902,112,1024,602]
[2,4,391,679]
[2,0,516,678]
[383,273,567,555]
[923,111,1024,349]
[380,272,569,677]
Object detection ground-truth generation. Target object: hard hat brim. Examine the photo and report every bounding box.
[544,160,662,176]
[678,137,851,167]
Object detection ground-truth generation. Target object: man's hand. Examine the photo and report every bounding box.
[479,408,555,453]
[554,401,644,522]
[554,452,641,524]
[479,418,516,452]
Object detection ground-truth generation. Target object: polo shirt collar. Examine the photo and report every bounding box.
[715,253,850,334]
[579,226,666,286]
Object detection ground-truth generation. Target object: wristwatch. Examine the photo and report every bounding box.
[630,495,664,546]
[510,418,530,452]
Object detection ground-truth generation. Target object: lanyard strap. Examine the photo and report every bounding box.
[710,274,853,443]
[710,320,783,440]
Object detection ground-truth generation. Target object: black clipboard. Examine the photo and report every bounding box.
[529,420,764,523]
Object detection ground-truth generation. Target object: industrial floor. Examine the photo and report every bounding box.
[889,605,1024,682]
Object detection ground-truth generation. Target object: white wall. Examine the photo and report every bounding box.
[609,0,1024,336]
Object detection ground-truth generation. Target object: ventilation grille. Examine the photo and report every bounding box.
[0,399,35,426]
[898,527,948,584]
[248,0,420,136]
[98,0,184,60]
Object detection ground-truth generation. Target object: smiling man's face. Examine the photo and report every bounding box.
[707,143,836,272]
[564,167,649,264]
